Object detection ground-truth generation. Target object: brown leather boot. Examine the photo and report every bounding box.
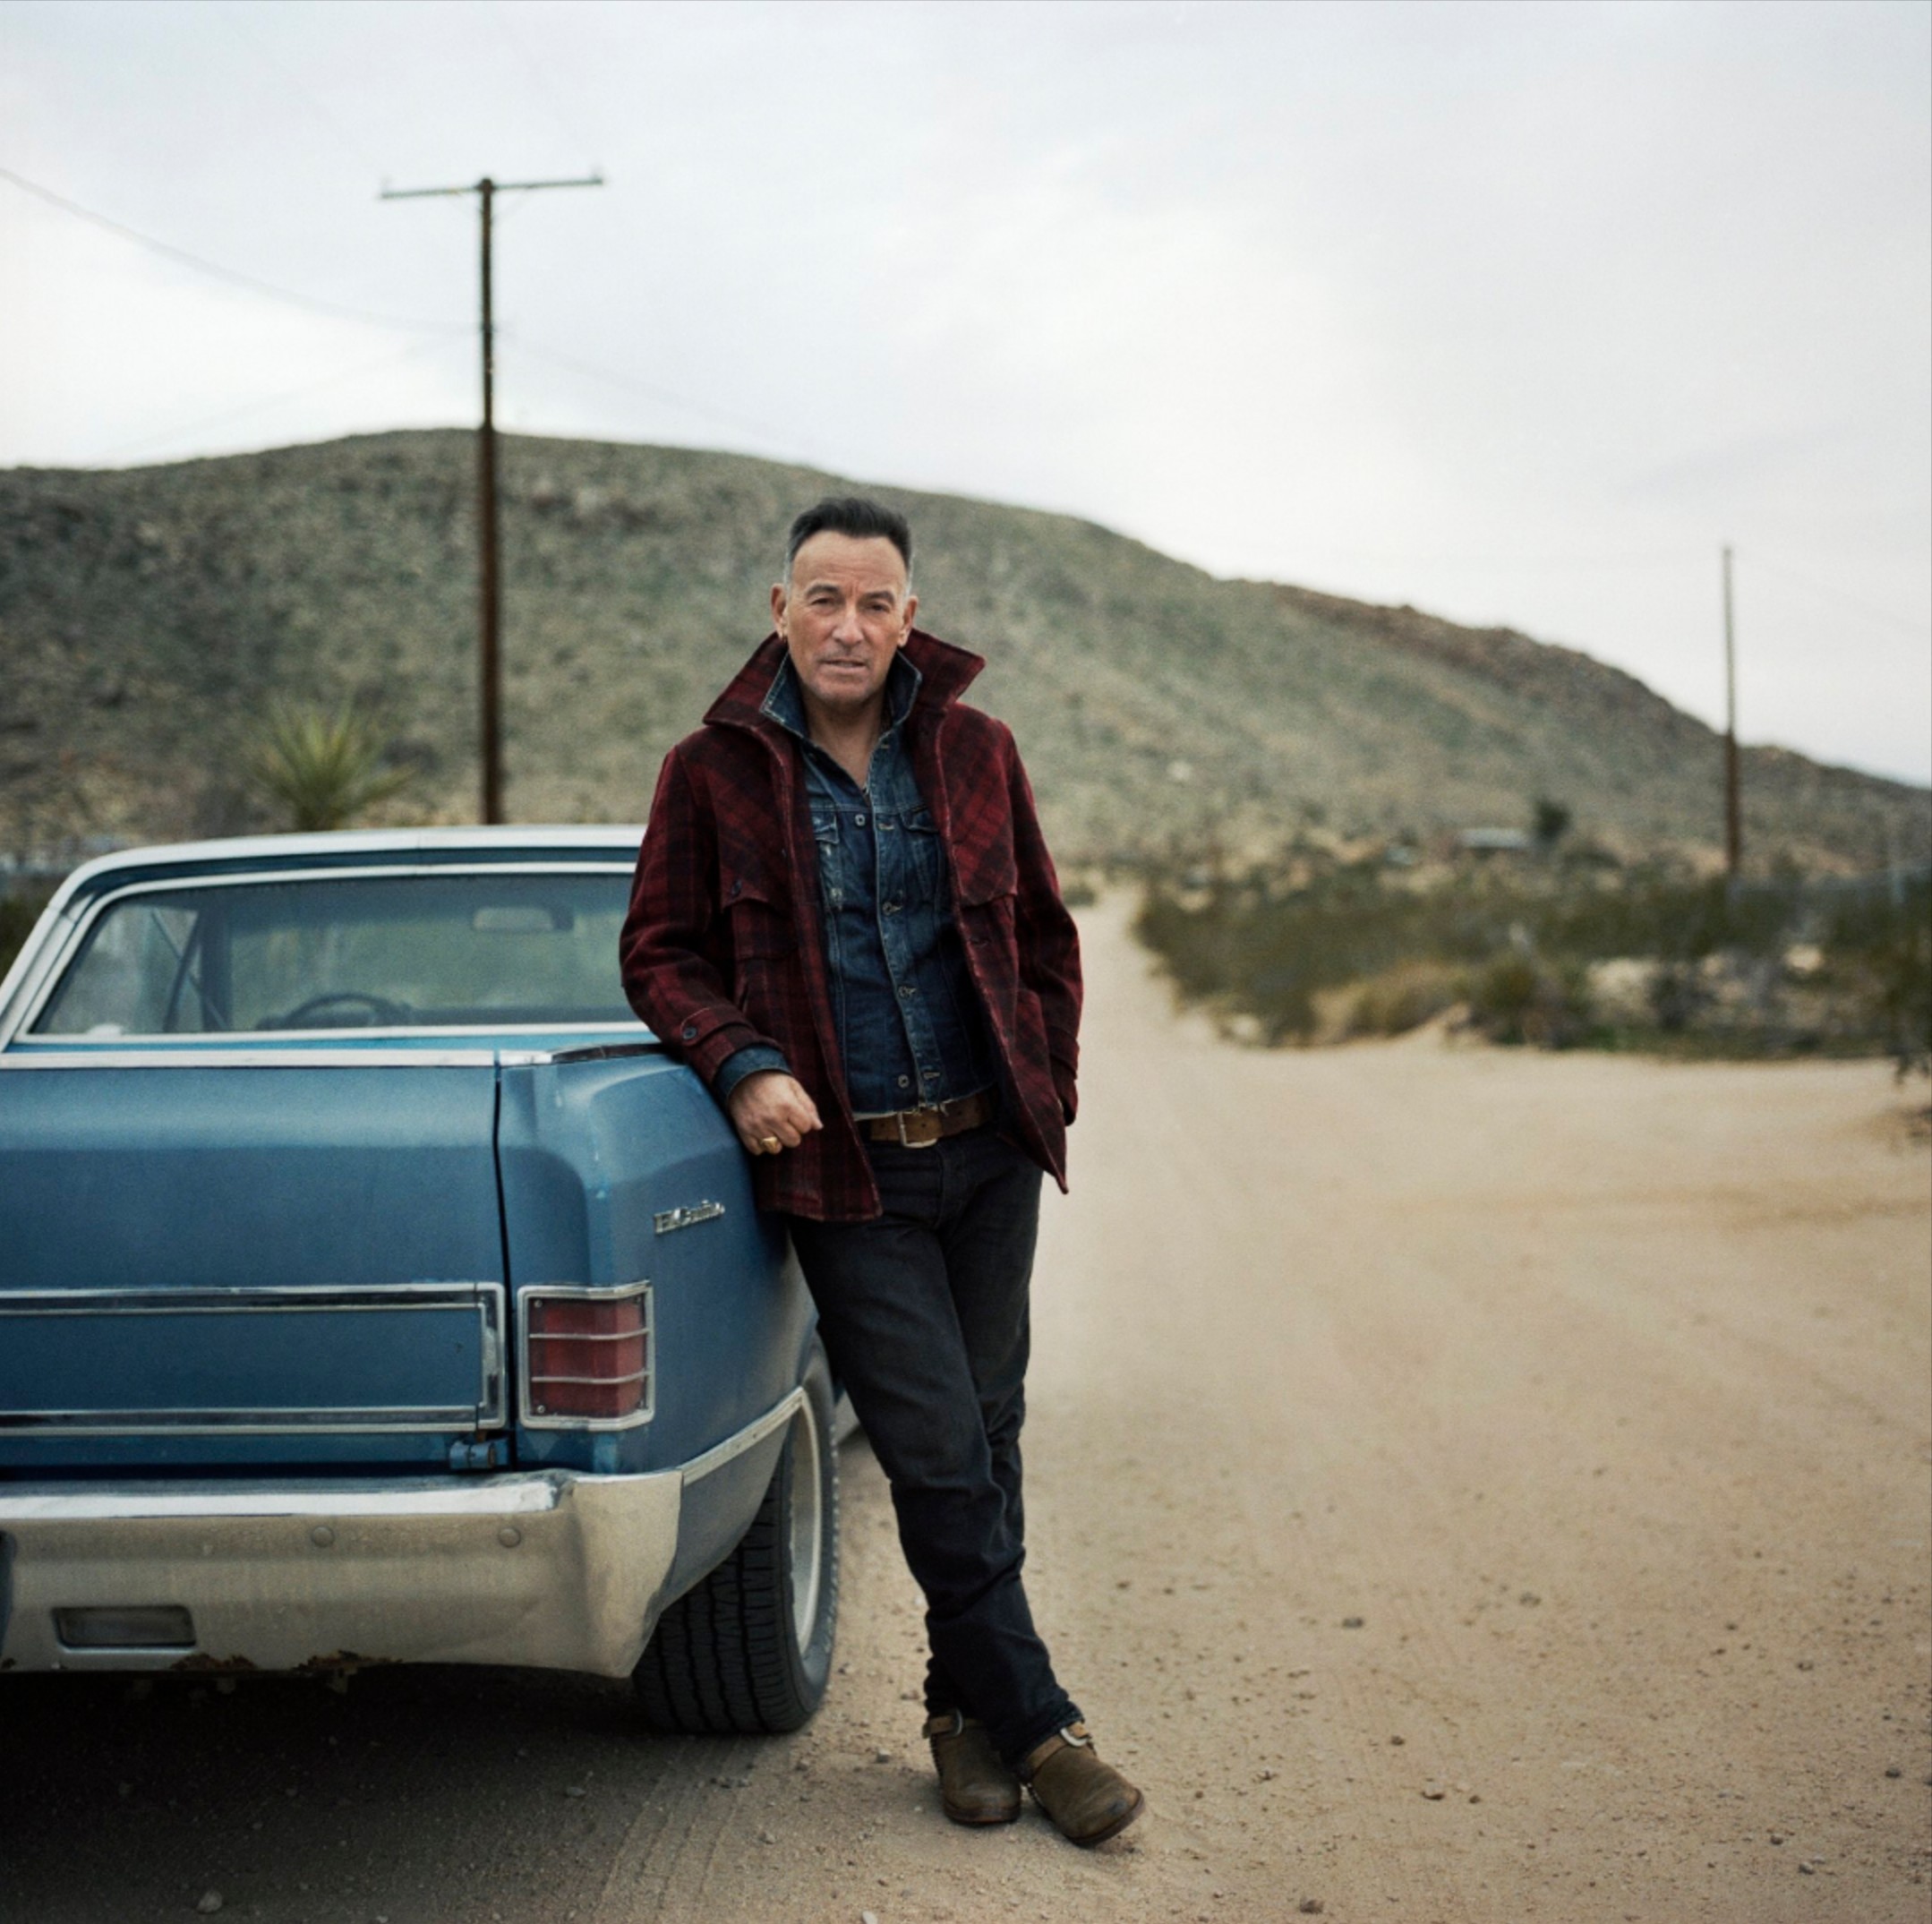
[1018,1723,1145,1846]
[925,1711,1022,1826]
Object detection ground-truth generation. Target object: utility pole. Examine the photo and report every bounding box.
[381,172,602,823]
[1722,543,1741,880]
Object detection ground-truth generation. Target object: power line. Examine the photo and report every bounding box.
[87,333,464,464]
[488,0,601,169]
[222,9,388,179]
[1288,544,1706,571]
[501,329,822,467]
[1745,553,1931,641]
[0,163,461,335]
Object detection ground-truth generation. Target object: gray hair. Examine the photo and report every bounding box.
[784,496,912,578]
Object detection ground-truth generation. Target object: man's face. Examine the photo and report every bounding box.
[772,532,917,722]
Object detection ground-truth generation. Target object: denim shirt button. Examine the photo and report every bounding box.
[854,814,867,827]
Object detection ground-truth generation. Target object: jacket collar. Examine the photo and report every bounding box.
[704,628,985,737]
[761,649,924,742]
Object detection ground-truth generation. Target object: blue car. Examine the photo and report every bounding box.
[0,828,839,1732]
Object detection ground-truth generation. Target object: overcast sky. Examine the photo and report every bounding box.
[4,0,1928,785]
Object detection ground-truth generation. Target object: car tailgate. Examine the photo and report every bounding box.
[0,1058,506,1467]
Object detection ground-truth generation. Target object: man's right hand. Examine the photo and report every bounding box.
[727,1070,825,1157]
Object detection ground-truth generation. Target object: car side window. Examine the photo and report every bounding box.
[33,901,209,1037]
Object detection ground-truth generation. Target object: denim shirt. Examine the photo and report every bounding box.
[714,653,996,1116]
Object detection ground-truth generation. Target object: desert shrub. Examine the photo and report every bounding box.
[1462,950,1593,1048]
[1531,873,1799,962]
[1646,960,1712,1032]
[244,702,411,833]
[1533,797,1572,851]
[1341,959,1460,1038]
[1817,875,1931,1076]
[1135,844,1926,1059]
[1136,853,1459,1041]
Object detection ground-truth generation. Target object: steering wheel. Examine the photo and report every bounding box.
[267,991,414,1030]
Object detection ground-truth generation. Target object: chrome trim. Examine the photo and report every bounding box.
[0,1463,682,1678]
[516,1281,654,1432]
[500,1040,661,1067]
[13,1022,645,1044]
[0,901,79,1048]
[0,1284,495,1314]
[57,861,634,895]
[680,1388,804,1487]
[0,1283,507,1435]
[653,1200,726,1236]
[478,1291,506,1424]
[0,1049,509,1070]
[0,1042,660,1070]
[47,827,646,892]
[4,858,638,1046]
[6,1020,645,1047]
[3,1407,489,1432]
[0,1478,571,1523]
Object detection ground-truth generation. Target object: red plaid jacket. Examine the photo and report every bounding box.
[620,629,1081,1223]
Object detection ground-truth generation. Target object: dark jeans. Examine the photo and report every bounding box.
[788,1126,1080,1765]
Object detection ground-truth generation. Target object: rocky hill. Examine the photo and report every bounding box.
[1,430,1923,869]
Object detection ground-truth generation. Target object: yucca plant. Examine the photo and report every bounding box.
[244,702,411,832]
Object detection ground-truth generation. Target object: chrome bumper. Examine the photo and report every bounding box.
[0,1393,801,1680]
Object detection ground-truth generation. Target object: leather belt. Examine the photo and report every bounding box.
[859,1090,995,1149]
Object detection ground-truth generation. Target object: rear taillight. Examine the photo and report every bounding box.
[521,1286,651,1427]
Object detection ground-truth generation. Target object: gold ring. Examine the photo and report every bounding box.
[759,1136,782,1154]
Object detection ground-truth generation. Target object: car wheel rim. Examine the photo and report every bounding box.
[786,1398,825,1652]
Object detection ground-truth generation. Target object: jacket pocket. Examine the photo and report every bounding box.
[950,818,1017,906]
[721,870,792,1013]
[903,805,945,900]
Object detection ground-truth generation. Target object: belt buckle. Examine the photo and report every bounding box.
[896,1107,942,1150]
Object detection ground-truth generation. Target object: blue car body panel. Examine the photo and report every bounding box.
[0,1063,505,1291]
[497,1053,812,1475]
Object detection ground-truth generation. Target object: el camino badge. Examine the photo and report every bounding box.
[654,1201,726,1236]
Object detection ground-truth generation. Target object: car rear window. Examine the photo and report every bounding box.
[33,872,641,1035]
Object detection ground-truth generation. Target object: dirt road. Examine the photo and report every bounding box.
[7,896,1928,1923]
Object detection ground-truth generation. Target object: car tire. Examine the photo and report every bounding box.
[633,1341,840,1734]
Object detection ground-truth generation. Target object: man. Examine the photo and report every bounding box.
[620,497,1144,1847]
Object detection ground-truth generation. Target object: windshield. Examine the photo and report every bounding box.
[32,871,643,1036]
